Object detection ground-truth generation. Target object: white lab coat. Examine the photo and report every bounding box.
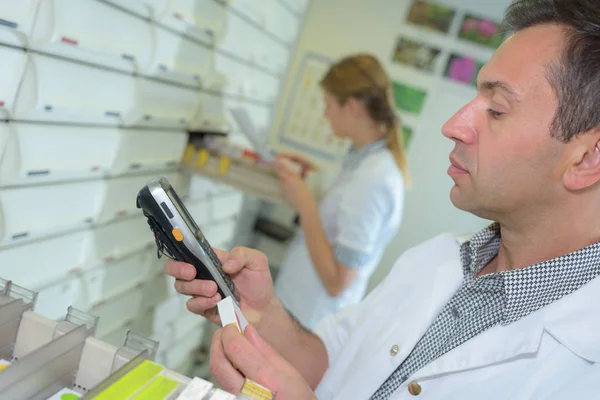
[314,233,600,399]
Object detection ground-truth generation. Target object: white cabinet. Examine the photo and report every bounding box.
[0,0,42,45]
[30,0,154,72]
[184,198,211,227]
[102,0,153,19]
[0,230,92,289]
[81,250,151,311]
[35,274,82,320]
[0,124,119,187]
[0,47,27,117]
[13,54,136,125]
[125,78,201,128]
[212,192,244,221]
[248,69,279,103]
[0,180,105,245]
[89,217,153,265]
[256,39,289,76]
[196,0,229,42]
[145,0,216,44]
[217,11,260,64]
[111,129,187,175]
[145,26,213,87]
[189,92,232,133]
[263,1,299,44]
[204,219,237,249]
[89,286,143,338]
[97,172,180,223]
[230,0,264,27]
[187,175,218,201]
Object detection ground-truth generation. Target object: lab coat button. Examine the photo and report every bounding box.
[408,381,422,396]
[390,344,399,356]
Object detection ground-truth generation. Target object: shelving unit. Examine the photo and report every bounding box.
[0,0,310,385]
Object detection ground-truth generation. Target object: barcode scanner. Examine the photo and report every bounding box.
[136,177,240,305]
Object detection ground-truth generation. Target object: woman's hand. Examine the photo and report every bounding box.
[276,152,319,177]
[210,324,318,400]
[163,247,277,327]
[275,157,318,214]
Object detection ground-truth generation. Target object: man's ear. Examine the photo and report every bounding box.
[563,130,600,191]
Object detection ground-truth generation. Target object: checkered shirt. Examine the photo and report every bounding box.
[370,223,600,399]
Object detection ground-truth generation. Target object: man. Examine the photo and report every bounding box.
[165,0,600,398]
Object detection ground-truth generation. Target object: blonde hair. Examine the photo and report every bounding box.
[320,54,411,187]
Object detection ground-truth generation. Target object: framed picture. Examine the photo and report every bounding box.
[391,37,442,73]
[406,0,457,34]
[392,81,428,115]
[458,13,505,49]
[444,54,485,87]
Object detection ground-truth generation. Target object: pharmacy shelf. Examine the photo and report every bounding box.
[97,0,284,82]
[0,278,267,399]
[182,147,286,205]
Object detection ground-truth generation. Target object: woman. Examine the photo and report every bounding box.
[273,53,409,329]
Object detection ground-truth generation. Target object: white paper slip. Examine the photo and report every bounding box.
[211,389,237,400]
[217,296,249,333]
[175,377,213,400]
[230,107,276,163]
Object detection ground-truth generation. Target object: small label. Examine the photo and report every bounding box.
[0,19,18,29]
[27,170,50,176]
[11,232,28,240]
[105,111,121,118]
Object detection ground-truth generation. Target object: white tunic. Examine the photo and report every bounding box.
[274,141,404,328]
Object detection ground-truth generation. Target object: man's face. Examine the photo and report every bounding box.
[442,24,568,220]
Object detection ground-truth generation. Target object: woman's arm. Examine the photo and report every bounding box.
[298,200,358,296]
[276,160,358,296]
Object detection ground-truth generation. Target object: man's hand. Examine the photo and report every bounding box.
[210,324,318,400]
[163,247,277,327]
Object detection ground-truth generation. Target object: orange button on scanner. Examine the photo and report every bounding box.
[172,228,184,242]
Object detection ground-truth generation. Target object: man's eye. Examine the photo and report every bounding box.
[487,109,504,118]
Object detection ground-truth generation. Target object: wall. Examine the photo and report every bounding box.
[0,0,307,376]
[269,0,512,290]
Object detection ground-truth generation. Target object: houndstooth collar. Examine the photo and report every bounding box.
[461,223,600,325]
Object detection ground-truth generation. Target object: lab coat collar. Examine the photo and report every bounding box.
[411,271,600,382]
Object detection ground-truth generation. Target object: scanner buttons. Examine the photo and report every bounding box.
[172,228,184,242]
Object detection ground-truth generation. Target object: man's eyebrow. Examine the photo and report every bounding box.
[478,80,521,101]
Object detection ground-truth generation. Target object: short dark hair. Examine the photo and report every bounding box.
[503,0,600,142]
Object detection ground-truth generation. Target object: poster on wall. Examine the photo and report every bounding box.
[392,81,427,115]
[391,37,441,73]
[406,0,456,34]
[276,52,349,162]
[444,54,485,87]
[458,13,505,49]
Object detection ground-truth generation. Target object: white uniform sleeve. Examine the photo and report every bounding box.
[332,177,395,269]
[313,272,393,364]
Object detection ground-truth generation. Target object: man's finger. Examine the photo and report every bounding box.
[213,248,229,263]
[210,328,245,393]
[221,324,273,385]
[186,295,222,315]
[225,247,270,274]
[174,279,218,297]
[163,260,196,281]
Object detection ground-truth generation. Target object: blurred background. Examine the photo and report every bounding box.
[0,0,510,382]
